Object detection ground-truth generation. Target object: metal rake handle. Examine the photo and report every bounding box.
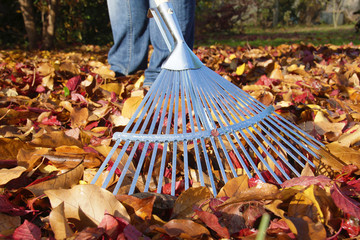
[150,0,203,70]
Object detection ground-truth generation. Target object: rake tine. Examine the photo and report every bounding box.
[201,79,294,180]
[128,76,171,194]
[184,72,205,186]
[157,74,177,193]
[91,139,121,185]
[171,72,180,195]
[180,72,190,189]
[113,73,170,194]
[144,75,173,192]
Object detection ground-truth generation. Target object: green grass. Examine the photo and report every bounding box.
[196,24,360,47]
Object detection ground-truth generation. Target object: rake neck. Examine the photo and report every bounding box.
[156,2,203,70]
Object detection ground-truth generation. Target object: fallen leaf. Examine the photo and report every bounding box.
[217,174,249,198]
[0,213,21,236]
[122,96,143,119]
[0,166,27,185]
[326,142,360,168]
[116,195,155,221]
[26,162,84,196]
[45,184,130,225]
[49,202,74,239]
[171,186,213,219]
[70,107,89,128]
[194,206,230,238]
[153,219,210,239]
[31,131,83,148]
[331,183,360,219]
[12,220,41,240]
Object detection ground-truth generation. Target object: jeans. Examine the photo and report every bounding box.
[107,0,196,87]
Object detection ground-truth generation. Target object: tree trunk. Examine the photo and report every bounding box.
[18,0,38,50]
[273,0,279,27]
[42,0,58,49]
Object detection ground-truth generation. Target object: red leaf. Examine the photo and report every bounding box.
[194,206,230,238]
[161,180,186,196]
[331,183,360,219]
[41,116,61,126]
[281,175,332,189]
[0,195,32,216]
[35,85,46,93]
[98,213,127,239]
[124,224,150,240]
[66,75,81,91]
[13,220,41,240]
[342,219,360,238]
[255,75,280,87]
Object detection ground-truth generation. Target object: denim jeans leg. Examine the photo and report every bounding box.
[107,0,150,75]
[144,0,196,87]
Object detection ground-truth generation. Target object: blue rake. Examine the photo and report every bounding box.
[91,0,324,196]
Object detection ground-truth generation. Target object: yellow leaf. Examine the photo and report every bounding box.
[122,96,143,119]
[236,63,245,75]
[100,83,124,95]
[217,175,249,198]
[39,164,59,174]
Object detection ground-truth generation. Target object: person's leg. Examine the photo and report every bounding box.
[144,0,196,87]
[107,0,150,76]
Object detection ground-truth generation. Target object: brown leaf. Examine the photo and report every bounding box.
[70,107,89,128]
[0,213,21,236]
[49,202,74,239]
[171,186,213,219]
[116,195,156,221]
[0,138,29,161]
[326,142,360,168]
[43,146,102,169]
[217,175,249,198]
[219,183,279,208]
[0,166,27,185]
[17,148,49,170]
[45,184,130,225]
[153,219,210,239]
[26,162,84,196]
[288,216,326,240]
[31,131,83,148]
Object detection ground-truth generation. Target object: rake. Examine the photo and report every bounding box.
[91,0,324,196]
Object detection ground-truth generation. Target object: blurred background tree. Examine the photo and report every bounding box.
[0,0,359,49]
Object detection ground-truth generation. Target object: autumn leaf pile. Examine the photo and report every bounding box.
[0,42,360,239]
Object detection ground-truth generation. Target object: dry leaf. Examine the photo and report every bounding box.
[0,166,27,185]
[43,146,102,169]
[122,97,143,119]
[217,175,249,198]
[0,213,21,236]
[153,219,210,239]
[70,107,89,128]
[17,148,49,170]
[219,183,279,208]
[45,184,130,225]
[31,131,83,148]
[116,195,156,221]
[171,186,213,219]
[326,142,360,168]
[26,162,84,196]
[49,202,74,239]
[100,83,124,95]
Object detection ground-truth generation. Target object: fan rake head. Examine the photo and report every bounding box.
[91,0,324,196]
[91,66,324,196]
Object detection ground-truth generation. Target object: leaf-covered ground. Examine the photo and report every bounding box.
[0,43,360,239]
